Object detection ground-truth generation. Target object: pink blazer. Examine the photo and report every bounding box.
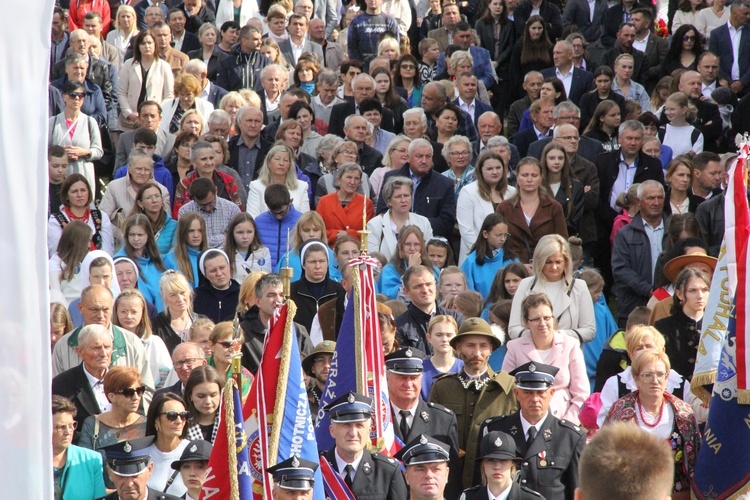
[501,332,590,424]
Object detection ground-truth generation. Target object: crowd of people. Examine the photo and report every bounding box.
[47,0,748,497]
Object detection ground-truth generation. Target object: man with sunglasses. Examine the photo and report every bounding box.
[102,436,182,500]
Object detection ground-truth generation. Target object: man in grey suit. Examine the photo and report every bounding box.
[115,101,175,169]
[279,14,324,68]
[562,0,608,43]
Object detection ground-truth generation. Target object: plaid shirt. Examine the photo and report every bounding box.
[178,197,240,248]
[186,413,220,443]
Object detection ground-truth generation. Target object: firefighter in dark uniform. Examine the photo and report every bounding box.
[385,347,463,500]
[267,455,319,500]
[101,436,182,500]
[302,340,336,422]
[428,317,518,488]
[395,434,452,500]
[478,362,585,500]
[460,431,545,500]
[321,391,408,500]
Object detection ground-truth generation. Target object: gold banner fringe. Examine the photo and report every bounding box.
[352,270,365,394]
[268,300,297,468]
[737,389,750,405]
[690,371,717,406]
[224,378,240,500]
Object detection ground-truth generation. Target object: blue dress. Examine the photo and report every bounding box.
[163,246,202,288]
[461,248,518,297]
[421,357,464,400]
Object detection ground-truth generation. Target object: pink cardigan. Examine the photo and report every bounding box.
[502,332,590,424]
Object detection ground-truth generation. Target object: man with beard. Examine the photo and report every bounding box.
[428,317,517,489]
[302,340,336,420]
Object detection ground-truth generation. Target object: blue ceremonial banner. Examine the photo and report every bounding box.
[275,328,326,500]
[314,288,358,452]
[693,300,750,499]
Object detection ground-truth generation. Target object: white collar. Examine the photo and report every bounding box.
[487,482,513,500]
[82,364,106,387]
[519,410,549,438]
[334,448,364,476]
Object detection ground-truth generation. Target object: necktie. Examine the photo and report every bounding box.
[526,426,536,449]
[399,410,411,439]
[344,464,354,488]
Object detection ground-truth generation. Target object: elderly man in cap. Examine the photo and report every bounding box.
[171,440,212,500]
[462,431,543,499]
[303,340,336,420]
[101,436,181,500]
[267,455,319,500]
[321,391,407,499]
[428,318,517,489]
[395,434,452,500]
[386,347,462,499]
[479,362,585,500]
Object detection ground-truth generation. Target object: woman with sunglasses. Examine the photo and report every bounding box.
[49,80,103,197]
[145,392,191,497]
[661,25,704,77]
[78,366,147,488]
[208,321,253,402]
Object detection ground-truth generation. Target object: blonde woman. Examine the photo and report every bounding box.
[219,91,249,135]
[421,315,463,400]
[152,270,202,355]
[106,5,138,62]
[246,144,310,218]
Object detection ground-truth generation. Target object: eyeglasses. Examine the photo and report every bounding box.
[639,372,668,382]
[160,411,190,421]
[683,35,696,41]
[115,386,147,398]
[174,357,203,369]
[143,194,163,202]
[338,150,358,157]
[449,151,470,157]
[527,315,554,324]
[557,135,580,141]
[401,64,416,70]
[215,340,237,349]
[54,422,78,433]
[67,92,85,99]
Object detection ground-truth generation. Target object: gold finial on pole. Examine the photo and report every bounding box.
[231,314,242,388]
[358,200,369,254]
[280,227,293,299]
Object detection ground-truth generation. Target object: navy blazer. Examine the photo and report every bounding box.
[540,66,594,105]
[709,23,750,87]
[327,100,395,137]
[528,135,604,164]
[562,0,608,42]
[511,126,551,158]
[453,97,494,129]
[204,82,228,109]
[376,165,457,237]
[601,1,647,47]
[435,46,497,89]
[187,48,228,82]
[176,31,201,55]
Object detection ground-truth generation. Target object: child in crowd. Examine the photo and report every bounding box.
[444,290,483,319]
[189,317,216,358]
[609,183,640,248]
[593,306,651,392]
[114,214,167,311]
[49,221,93,305]
[223,212,272,284]
[164,213,208,288]
[418,38,439,84]
[421,315,463,400]
[623,100,642,121]
[579,268,617,392]
[659,92,704,156]
[461,214,518,297]
[48,145,68,216]
[380,309,398,355]
[255,184,303,270]
[333,236,361,282]
[50,302,73,351]
[480,262,528,321]
[347,0,399,64]
[426,237,454,270]
[438,266,466,304]
[569,236,584,278]
[487,299,511,371]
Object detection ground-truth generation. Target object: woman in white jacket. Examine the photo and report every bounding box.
[507,234,596,343]
[158,74,214,135]
[215,0,260,30]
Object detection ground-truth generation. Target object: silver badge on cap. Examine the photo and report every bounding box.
[190,444,197,453]
[529,363,536,373]
[292,456,300,468]
[405,348,412,357]
[494,437,502,447]
[419,435,428,444]
[123,442,132,453]
[347,393,355,404]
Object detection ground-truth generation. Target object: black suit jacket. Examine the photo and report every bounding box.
[540,66,594,105]
[527,135,604,164]
[321,449,407,500]
[327,101,395,138]
[51,364,102,442]
[595,149,665,238]
[205,82,228,109]
[227,134,273,185]
[154,380,183,400]
[392,399,463,500]
[511,127,551,158]
[359,143,384,176]
[514,0,563,41]
[601,2,647,47]
[176,31,201,54]
[377,165,457,237]
[187,48,228,81]
[562,0,608,42]
[461,483,545,499]
[478,412,585,500]
[640,33,670,91]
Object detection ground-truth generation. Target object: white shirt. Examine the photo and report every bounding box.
[588,0,596,22]
[200,81,211,102]
[82,365,112,412]
[458,97,476,118]
[313,94,337,109]
[172,31,185,52]
[610,153,638,209]
[728,22,743,81]
[702,80,717,99]
[264,90,280,113]
[555,66,574,97]
[290,38,305,65]
[391,401,417,431]
[334,448,364,481]
[632,32,649,53]
[519,411,549,442]
[488,483,513,500]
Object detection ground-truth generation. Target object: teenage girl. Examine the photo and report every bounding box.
[461,214,519,297]
[163,213,209,288]
[224,212,272,284]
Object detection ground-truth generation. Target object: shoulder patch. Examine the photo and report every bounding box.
[427,402,453,414]
[484,415,507,425]
[558,418,586,435]
[372,453,398,467]
[521,485,544,497]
